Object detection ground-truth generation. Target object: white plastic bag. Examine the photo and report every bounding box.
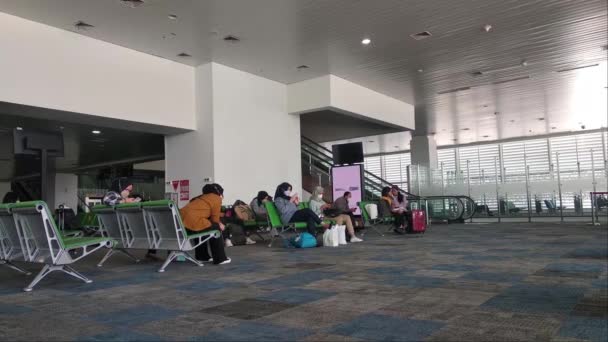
[365,203,378,220]
[323,227,339,247]
[336,224,347,245]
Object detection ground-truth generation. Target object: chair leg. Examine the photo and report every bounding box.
[157,251,178,273]
[181,252,203,267]
[96,248,115,267]
[117,249,140,263]
[0,260,31,275]
[24,264,52,292]
[365,224,384,236]
[61,265,93,284]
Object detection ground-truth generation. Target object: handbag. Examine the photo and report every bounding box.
[294,232,317,248]
[336,225,347,245]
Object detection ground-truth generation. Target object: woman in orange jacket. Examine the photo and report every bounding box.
[180,183,231,265]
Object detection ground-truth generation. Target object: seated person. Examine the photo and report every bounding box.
[179,183,231,265]
[232,200,258,245]
[382,186,410,234]
[333,191,359,227]
[309,186,363,243]
[250,191,272,221]
[274,182,326,236]
[102,177,140,206]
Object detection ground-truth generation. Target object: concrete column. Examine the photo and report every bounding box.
[165,63,302,205]
[410,135,438,169]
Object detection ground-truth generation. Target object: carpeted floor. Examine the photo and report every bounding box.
[0,222,606,341]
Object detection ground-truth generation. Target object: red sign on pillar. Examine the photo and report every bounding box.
[179,180,190,201]
[172,181,179,192]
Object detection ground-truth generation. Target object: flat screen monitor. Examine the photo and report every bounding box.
[331,164,363,215]
[332,142,363,165]
[13,128,64,157]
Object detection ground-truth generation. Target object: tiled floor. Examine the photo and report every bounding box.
[0,222,606,341]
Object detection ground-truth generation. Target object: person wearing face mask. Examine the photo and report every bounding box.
[179,183,231,265]
[309,186,363,243]
[274,182,326,236]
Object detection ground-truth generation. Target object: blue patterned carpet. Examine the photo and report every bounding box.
[0,222,606,341]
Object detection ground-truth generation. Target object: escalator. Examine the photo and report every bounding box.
[301,136,476,222]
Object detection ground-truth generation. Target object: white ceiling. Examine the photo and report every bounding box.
[1,0,606,151]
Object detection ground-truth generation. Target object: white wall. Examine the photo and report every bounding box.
[212,63,301,204]
[287,74,415,130]
[165,63,215,203]
[287,75,331,115]
[54,173,78,211]
[0,12,195,130]
[165,63,301,205]
[329,75,415,129]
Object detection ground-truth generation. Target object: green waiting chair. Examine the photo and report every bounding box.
[358,201,386,236]
[9,201,113,292]
[0,204,31,275]
[92,205,140,267]
[141,200,220,272]
[115,202,155,251]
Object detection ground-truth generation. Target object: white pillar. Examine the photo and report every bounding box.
[165,63,302,205]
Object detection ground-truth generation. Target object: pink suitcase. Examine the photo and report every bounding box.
[411,210,426,233]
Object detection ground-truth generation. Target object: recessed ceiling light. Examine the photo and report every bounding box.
[361,38,371,45]
[417,69,424,73]
[483,24,492,33]
[394,145,399,148]
[494,112,500,115]
[368,140,374,143]
[483,104,489,108]
[551,126,557,129]
[168,14,178,20]
[92,130,101,134]
[537,118,545,121]
[296,65,309,70]
[462,128,470,131]
[16,127,23,131]
[177,52,191,57]
[482,135,490,138]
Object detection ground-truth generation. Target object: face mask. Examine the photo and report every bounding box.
[317,194,323,199]
[284,190,291,197]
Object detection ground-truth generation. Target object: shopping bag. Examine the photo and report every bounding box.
[365,203,378,220]
[336,225,347,245]
[323,227,339,247]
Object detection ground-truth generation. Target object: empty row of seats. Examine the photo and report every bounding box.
[0,200,219,292]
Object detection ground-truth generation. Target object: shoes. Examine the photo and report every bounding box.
[245,237,257,245]
[350,236,363,243]
[206,258,214,263]
[219,258,232,265]
[393,228,405,235]
[225,238,233,247]
[270,228,279,237]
